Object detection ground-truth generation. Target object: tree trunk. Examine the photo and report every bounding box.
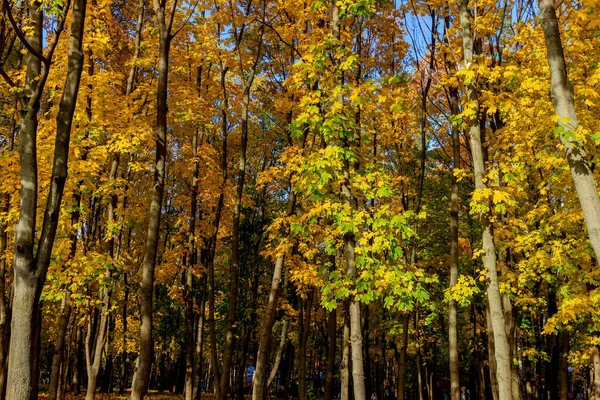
[47,293,72,400]
[185,127,199,400]
[449,86,461,400]
[130,2,175,398]
[341,303,351,400]
[193,279,206,400]
[397,313,410,400]
[0,94,17,400]
[85,274,112,400]
[298,293,314,400]
[487,304,500,400]
[7,1,86,398]
[324,309,337,400]
[538,0,600,263]
[219,5,266,396]
[252,189,296,400]
[593,345,600,400]
[457,1,513,399]
[559,330,569,400]
[72,320,83,394]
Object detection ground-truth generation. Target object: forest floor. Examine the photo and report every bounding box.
[37,392,184,400]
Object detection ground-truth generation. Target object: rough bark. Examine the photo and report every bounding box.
[457,1,513,399]
[6,1,85,398]
[130,1,176,398]
[538,0,600,263]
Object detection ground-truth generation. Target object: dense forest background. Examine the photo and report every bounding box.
[1,0,600,400]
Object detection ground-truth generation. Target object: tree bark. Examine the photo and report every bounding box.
[487,305,500,400]
[219,4,266,397]
[130,1,176,398]
[449,86,461,400]
[298,293,314,400]
[397,313,410,400]
[324,308,337,400]
[266,319,290,391]
[538,0,600,263]
[593,345,600,400]
[559,330,569,400]
[185,126,199,400]
[47,293,72,400]
[7,1,85,398]
[457,1,513,399]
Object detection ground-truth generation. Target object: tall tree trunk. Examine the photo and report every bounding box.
[559,330,569,400]
[219,4,266,396]
[324,309,337,400]
[331,3,365,399]
[449,86,461,400]
[7,1,85,398]
[341,303,351,400]
[298,293,314,400]
[457,1,513,399]
[72,320,84,394]
[538,0,600,263]
[185,127,199,400]
[193,279,206,400]
[593,345,600,400]
[85,272,112,400]
[266,319,290,391]
[0,94,17,400]
[47,293,72,400]
[487,305,500,400]
[130,1,176,398]
[252,188,297,400]
[397,313,410,400]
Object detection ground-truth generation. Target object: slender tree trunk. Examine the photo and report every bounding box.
[266,318,290,390]
[193,279,206,400]
[298,293,314,400]
[538,0,600,262]
[449,86,461,400]
[0,94,17,400]
[559,330,569,400]
[85,275,112,400]
[487,305,500,400]
[341,304,351,400]
[130,1,175,398]
[219,6,266,396]
[457,2,512,399]
[47,293,72,400]
[397,313,410,400]
[324,309,337,400]
[593,345,600,400]
[331,3,365,399]
[7,1,85,398]
[72,320,83,394]
[185,127,199,400]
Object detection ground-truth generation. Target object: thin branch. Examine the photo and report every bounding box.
[171,0,199,39]
[0,67,15,87]
[2,0,49,65]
